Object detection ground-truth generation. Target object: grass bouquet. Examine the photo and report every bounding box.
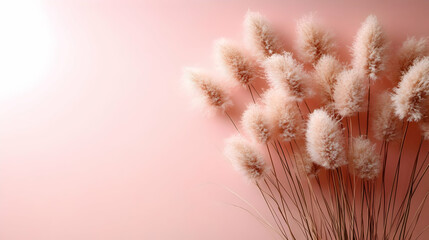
[183,11,429,240]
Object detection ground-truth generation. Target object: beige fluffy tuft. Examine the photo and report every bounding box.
[263,89,304,141]
[372,92,402,142]
[394,37,428,83]
[264,53,311,101]
[224,135,267,180]
[296,15,334,64]
[313,54,343,105]
[244,11,283,59]
[349,137,381,180]
[214,39,259,87]
[183,68,232,113]
[392,57,429,122]
[241,103,272,143]
[306,109,347,169]
[333,69,366,117]
[352,15,388,81]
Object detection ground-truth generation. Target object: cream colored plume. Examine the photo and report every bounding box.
[224,135,267,180]
[244,11,283,59]
[349,137,380,180]
[264,53,311,101]
[263,88,303,142]
[183,68,232,113]
[372,92,402,142]
[214,39,259,87]
[241,103,271,143]
[306,109,346,169]
[394,37,428,84]
[313,54,343,105]
[352,15,387,81]
[333,68,366,117]
[296,15,334,65]
[392,57,429,122]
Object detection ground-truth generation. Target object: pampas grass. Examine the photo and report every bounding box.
[214,38,259,87]
[184,12,429,240]
[349,137,380,180]
[244,11,283,59]
[392,57,429,121]
[296,14,334,65]
[264,52,311,101]
[306,109,346,169]
[299,155,321,177]
[333,68,366,117]
[313,54,343,106]
[372,91,402,142]
[225,135,267,180]
[183,68,232,113]
[394,37,428,83]
[352,15,387,82]
[241,103,271,143]
[263,88,303,141]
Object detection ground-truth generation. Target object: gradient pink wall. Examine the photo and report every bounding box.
[0,1,428,239]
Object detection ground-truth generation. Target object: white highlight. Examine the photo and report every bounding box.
[0,1,54,99]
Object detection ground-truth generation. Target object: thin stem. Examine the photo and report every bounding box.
[296,101,304,120]
[303,100,311,113]
[248,84,256,103]
[357,112,362,136]
[250,84,261,98]
[366,79,371,137]
[225,111,240,133]
[385,121,409,238]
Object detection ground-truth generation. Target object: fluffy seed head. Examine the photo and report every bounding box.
[263,89,304,141]
[372,92,402,142]
[224,135,267,180]
[392,57,429,122]
[349,137,380,180]
[296,151,321,178]
[352,15,388,81]
[313,54,343,104]
[214,39,258,87]
[241,104,271,143]
[393,37,428,84]
[183,68,232,112]
[296,15,334,64]
[333,69,367,117]
[306,109,347,169]
[264,53,311,101]
[244,11,283,59]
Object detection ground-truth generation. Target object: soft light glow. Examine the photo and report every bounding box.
[0,1,53,99]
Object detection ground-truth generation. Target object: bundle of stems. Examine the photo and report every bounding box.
[184,12,429,240]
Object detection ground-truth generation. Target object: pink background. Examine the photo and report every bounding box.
[0,1,428,239]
